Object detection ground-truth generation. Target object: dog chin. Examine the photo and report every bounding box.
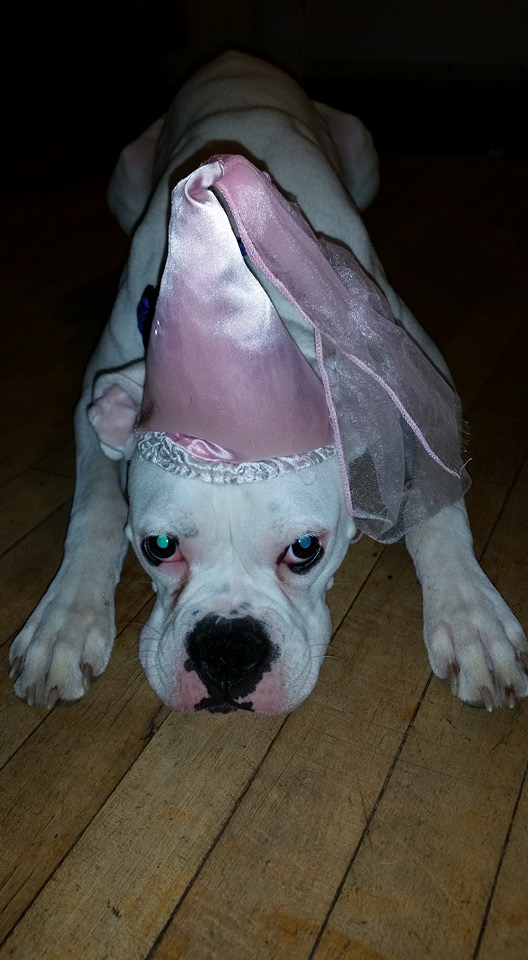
[139,622,326,716]
[141,656,322,715]
[172,665,296,715]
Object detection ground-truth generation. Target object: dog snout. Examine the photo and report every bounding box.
[184,614,278,709]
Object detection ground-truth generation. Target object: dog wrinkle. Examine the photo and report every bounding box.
[179,522,199,539]
[170,569,190,611]
[214,490,275,579]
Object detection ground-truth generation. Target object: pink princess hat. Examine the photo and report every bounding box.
[135,155,469,542]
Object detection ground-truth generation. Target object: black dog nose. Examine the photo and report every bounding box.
[185,614,276,707]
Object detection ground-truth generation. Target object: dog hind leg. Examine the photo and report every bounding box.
[107,116,165,236]
[313,101,379,211]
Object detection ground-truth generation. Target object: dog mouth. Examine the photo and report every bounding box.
[193,694,255,714]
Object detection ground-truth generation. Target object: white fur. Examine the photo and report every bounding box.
[9,51,527,712]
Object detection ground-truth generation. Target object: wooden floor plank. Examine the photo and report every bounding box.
[475,457,528,960]
[0,401,77,488]
[312,472,528,960]
[313,697,528,960]
[0,618,167,944]
[442,234,528,411]
[463,323,528,490]
[0,711,284,959]
[34,439,76,479]
[0,469,72,554]
[0,347,89,439]
[476,767,528,960]
[0,504,72,648]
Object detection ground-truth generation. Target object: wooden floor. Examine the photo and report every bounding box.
[1,142,527,959]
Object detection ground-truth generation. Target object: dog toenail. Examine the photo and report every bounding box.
[46,686,60,710]
[82,663,93,691]
[479,686,495,712]
[9,656,23,680]
[447,661,459,694]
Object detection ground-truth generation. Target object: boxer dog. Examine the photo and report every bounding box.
[9,50,527,714]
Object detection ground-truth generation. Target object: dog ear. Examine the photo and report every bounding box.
[88,361,145,460]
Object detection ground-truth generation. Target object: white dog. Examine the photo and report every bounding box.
[9,51,527,714]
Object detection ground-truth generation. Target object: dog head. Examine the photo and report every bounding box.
[126,447,355,713]
[89,361,355,713]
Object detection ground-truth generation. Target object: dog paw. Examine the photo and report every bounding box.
[9,583,115,708]
[423,569,528,711]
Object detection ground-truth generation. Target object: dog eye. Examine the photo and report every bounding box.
[141,534,181,566]
[279,534,324,574]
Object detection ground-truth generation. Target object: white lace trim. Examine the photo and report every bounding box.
[136,432,336,484]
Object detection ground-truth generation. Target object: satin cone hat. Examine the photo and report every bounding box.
[136,155,469,542]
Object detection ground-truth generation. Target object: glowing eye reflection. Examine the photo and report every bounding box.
[141,534,180,566]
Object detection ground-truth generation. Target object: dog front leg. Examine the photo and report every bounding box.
[9,396,128,708]
[405,499,528,709]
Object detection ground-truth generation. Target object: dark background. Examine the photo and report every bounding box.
[6,0,527,193]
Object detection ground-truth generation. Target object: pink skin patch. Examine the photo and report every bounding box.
[176,660,286,715]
